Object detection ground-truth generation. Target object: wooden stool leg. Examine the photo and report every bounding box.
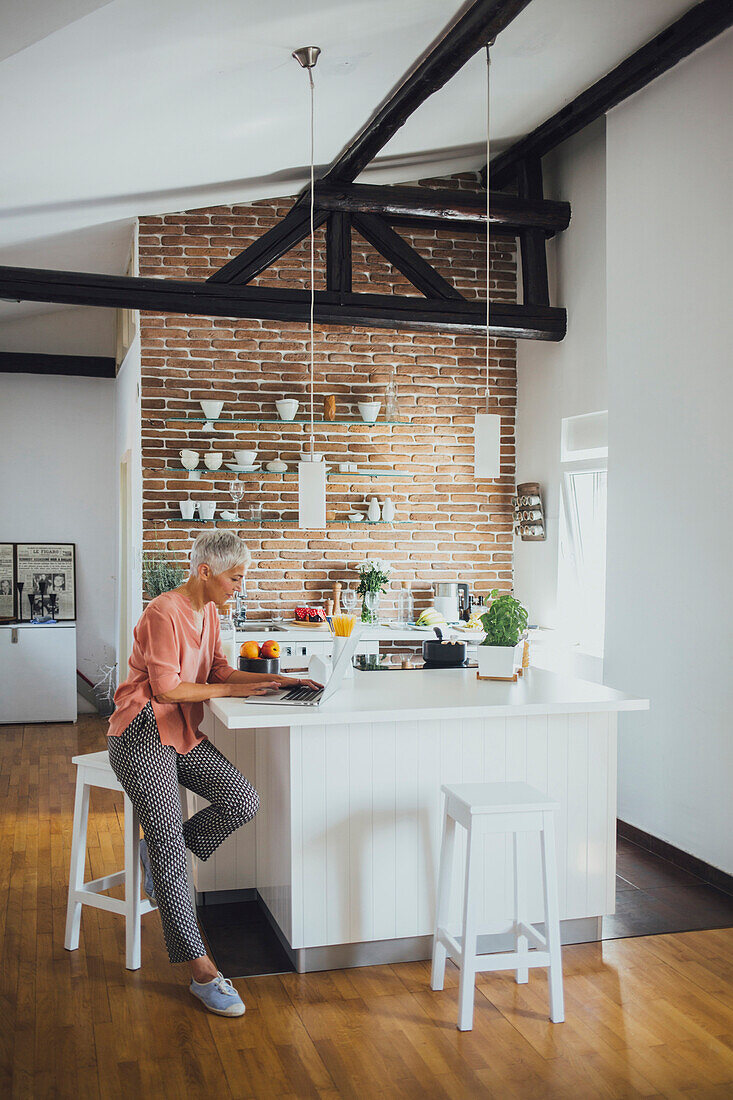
[513,831,528,984]
[541,810,564,1023]
[123,795,143,971]
[64,772,90,952]
[430,809,456,991]
[457,822,480,1031]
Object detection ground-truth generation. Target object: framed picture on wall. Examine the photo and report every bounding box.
[14,543,77,621]
[0,544,15,621]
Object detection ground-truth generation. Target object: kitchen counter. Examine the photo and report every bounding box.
[210,666,646,728]
[193,668,648,972]
[235,622,463,643]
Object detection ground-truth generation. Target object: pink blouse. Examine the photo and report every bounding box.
[108,589,235,753]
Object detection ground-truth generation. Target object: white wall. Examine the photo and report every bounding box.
[604,30,733,873]
[516,29,733,872]
[0,371,117,708]
[113,332,143,683]
[0,305,116,356]
[514,116,607,644]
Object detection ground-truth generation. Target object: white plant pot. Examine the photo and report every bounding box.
[477,642,523,680]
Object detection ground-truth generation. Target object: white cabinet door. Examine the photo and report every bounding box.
[0,625,77,724]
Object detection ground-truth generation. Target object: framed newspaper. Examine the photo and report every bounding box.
[0,543,15,621]
[14,543,77,621]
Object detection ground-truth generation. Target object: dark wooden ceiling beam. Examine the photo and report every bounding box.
[0,264,565,340]
[516,159,549,306]
[489,0,733,189]
[324,0,534,185]
[0,351,116,378]
[326,212,352,293]
[352,213,465,300]
[207,206,329,285]
[314,182,570,234]
[207,0,534,285]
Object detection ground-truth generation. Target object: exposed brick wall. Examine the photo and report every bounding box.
[138,172,517,620]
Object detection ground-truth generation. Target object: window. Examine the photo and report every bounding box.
[556,413,608,657]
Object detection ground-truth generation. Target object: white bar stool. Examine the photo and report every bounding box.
[64,750,195,970]
[431,781,565,1031]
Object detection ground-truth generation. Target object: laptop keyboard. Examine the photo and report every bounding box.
[283,686,322,702]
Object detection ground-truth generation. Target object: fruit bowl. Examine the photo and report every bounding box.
[238,656,280,674]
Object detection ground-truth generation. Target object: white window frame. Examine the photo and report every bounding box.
[557,455,608,658]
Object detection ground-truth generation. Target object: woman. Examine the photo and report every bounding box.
[107,531,319,1017]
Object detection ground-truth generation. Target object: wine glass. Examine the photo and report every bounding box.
[341,584,356,615]
[229,480,244,517]
[364,590,380,624]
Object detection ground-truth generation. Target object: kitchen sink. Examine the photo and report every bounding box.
[236,622,288,632]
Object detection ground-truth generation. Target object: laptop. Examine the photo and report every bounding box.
[242,627,362,707]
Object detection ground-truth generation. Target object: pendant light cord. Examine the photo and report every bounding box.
[308,66,316,455]
[485,43,491,414]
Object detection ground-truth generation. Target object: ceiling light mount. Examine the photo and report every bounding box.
[292,46,321,70]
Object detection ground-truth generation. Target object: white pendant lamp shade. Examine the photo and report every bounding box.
[294,45,327,528]
[474,41,501,481]
[474,413,502,478]
[298,460,326,529]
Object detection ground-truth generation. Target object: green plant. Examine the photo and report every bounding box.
[143,551,185,599]
[479,589,528,647]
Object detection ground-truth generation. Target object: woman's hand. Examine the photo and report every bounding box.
[227,680,282,698]
[276,674,323,691]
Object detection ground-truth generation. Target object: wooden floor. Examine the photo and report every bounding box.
[3,716,733,1099]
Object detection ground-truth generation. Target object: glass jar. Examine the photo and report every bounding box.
[219,609,237,668]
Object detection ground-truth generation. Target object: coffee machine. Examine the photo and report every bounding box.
[433,582,470,623]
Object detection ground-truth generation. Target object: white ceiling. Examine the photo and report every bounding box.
[0,0,695,337]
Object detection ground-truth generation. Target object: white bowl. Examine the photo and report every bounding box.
[199,400,224,420]
[276,399,299,421]
[299,452,323,462]
[233,450,257,466]
[358,400,381,424]
[204,452,223,470]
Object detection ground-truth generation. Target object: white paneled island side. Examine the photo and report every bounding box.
[191,668,648,972]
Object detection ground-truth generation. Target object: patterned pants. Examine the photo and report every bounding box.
[107,702,259,963]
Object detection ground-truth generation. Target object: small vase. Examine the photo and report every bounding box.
[361,591,380,624]
[382,496,395,522]
[367,496,381,522]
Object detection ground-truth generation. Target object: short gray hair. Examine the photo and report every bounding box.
[189,531,251,577]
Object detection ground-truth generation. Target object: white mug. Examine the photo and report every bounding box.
[199,400,224,421]
[276,399,299,421]
[358,400,381,424]
[204,452,223,470]
[198,501,216,521]
[179,500,195,519]
[180,449,199,470]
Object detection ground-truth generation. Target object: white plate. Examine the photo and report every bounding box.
[225,463,261,473]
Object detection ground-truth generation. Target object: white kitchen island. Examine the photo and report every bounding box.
[193,668,648,972]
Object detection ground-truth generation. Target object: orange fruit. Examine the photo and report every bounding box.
[240,640,260,659]
[260,640,280,659]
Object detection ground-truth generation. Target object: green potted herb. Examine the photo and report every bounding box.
[143,550,186,600]
[477,589,528,680]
